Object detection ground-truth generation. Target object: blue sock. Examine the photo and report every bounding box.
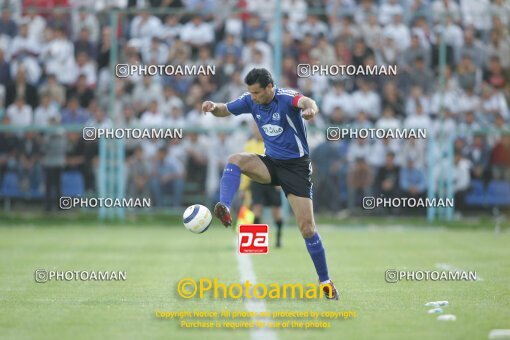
[219,163,241,209]
[304,233,329,282]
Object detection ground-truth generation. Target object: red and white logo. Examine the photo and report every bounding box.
[238,224,269,254]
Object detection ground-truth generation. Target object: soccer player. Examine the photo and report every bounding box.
[201,68,339,300]
[242,123,284,248]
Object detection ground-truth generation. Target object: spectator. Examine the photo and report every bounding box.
[140,100,164,127]
[487,30,510,69]
[9,22,40,60]
[34,92,60,126]
[402,32,430,70]
[141,37,169,65]
[347,157,374,212]
[351,80,381,120]
[312,137,349,212]
[458,26,486,67]
[96,26,111,71]
[41,118,66,212]
[402,56,435,94]
[160,85,184,117]
[381,81,405,119]
[67,74,94,108]
[399,158,427,199]
[0,8,17,38]
[355,0,378,25]
[431,0,461,24]
[401,138,427,168]
[383,13,411,51]
[70,51,97,88]
[180,15,214,53]
[65,132,85,172]
[490,134,510,181]
[132,75,164,113]
[458,111,482,143]
[74,28,97,59]
[440,15,464,50]
[370,137,401,168]
[483,56,509,91]
[453,151,471,211]
[321,81,354,118]
[6,96,32,126]
[41,27,76,86]
[299,15,328,40]
[351,38,374,68]
[430,33,456,71]
[461,0,491,32]
[24,9,46,44]
[456,54,482,91]
[375,152,401,203]
[310,35,336,66]
[467,134,491,181]
[0,49,10,86]
[404,103,432,132]
[39,73,66,107]
[130,10,162,40]
[457,87,481,115]
[71,7,99,43]
[491,0,510,26]
[150,146,185,207]
[405,85,430,116]
[159,14,182,45]
[379,0,404,26]
[360,13,384,51]
[17,131,42,195]
[5,67,38,108]
[214,34,242,60]
[480,83,509,121]
[347,138,372,164]
[376,107,401,129]
[127,146,151,199]
[60,97,90,125]
[183,133,208,192]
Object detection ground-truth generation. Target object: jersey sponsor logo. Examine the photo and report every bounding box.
[238,224,269,254]
[272,112,280,121]
[256,114,261,120]
[262,124,283,137]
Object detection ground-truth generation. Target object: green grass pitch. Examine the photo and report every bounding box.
[0,216,509,340]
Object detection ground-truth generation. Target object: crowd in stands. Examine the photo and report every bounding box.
[0,0,509,213]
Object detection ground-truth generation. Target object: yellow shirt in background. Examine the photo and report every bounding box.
[240,138,265,190]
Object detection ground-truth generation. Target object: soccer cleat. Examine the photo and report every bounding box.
[320,280,339,300]
[214,202,232,228]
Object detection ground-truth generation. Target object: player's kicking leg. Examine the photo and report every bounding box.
[287,194,339,300]
[214,153,271,227]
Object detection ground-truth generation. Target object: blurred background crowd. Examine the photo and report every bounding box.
[0,0,509,214]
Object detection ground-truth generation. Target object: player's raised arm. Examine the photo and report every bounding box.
[201,101,231,117]
[296,96,319,120]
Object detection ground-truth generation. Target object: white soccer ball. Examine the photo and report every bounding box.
[183,204,212,233]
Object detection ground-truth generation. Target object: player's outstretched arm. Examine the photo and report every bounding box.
[202,101,231,117]
[296,96,319,120]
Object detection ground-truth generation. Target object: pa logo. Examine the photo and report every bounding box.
[272,112,280,121]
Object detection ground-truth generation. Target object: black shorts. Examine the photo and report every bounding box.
[250,181,282,207]
[257,154,313,199]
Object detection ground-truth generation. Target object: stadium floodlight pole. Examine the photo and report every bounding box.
[272,1,291,221]
[427,136,435,222]
[273,0,283,86]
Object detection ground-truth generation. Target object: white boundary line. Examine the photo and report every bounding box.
[435,263,484,281]
[489,329,510,339]
[236,244,278,340]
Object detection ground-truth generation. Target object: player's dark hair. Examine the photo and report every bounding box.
[244,68,274,88]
